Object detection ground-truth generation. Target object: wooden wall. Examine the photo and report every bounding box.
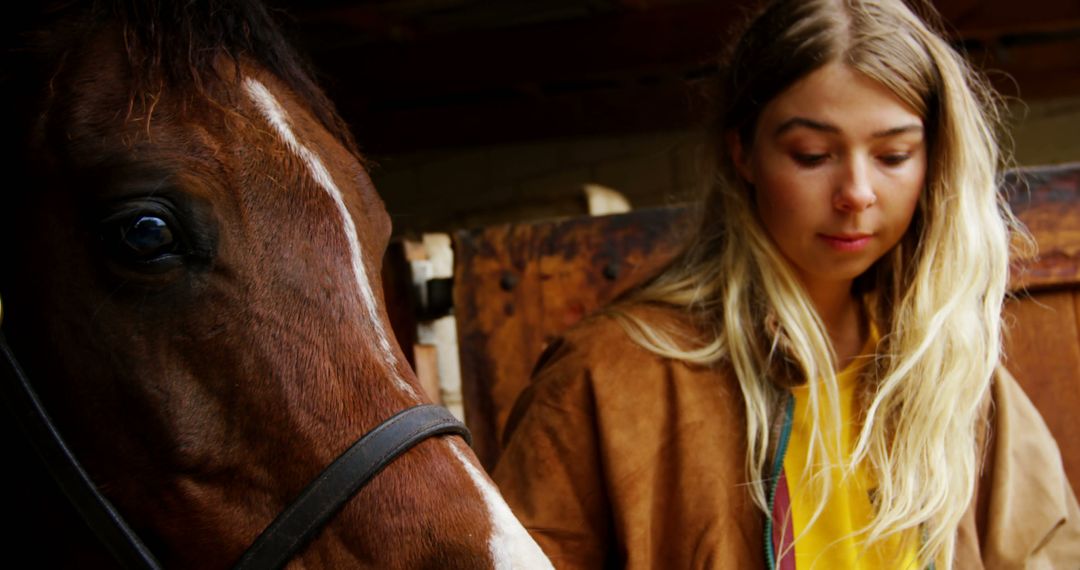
[451,163,1080,502]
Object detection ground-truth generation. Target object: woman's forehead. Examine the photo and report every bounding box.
[756,63,924,140]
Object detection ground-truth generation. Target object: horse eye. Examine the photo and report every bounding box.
[104,214,182,263]
[124,216,174,254]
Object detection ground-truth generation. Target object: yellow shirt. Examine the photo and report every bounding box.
[782,335,920,570]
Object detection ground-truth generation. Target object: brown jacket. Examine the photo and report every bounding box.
[493,305,1080,569]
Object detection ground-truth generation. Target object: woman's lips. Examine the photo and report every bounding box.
[819,233,873,252]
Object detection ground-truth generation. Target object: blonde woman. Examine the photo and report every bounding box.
[493,0,1080,568]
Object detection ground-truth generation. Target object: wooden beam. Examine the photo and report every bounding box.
[968,34,1080,99]
[938,0,1080,39]
[335,80,703,152]
[298,0,1080,151]
[309,0,1078,89]
[311,2,739,97]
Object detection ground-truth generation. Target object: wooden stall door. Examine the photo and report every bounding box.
[453,164,1080,499]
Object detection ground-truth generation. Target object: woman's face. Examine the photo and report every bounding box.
[733,62,926,300]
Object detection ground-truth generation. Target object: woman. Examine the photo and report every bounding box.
[493,0,1080,568]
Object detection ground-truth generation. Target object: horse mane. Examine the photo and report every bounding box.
[4,0,360,156]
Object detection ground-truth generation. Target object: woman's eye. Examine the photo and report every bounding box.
[103,214,183,264]
[792,153,828,167]
[879,153,911,166]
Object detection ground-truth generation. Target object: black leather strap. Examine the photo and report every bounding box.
[1,299,471,570]
[0,330,164,570]
[233,403,472,569]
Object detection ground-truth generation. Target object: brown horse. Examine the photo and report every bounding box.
[0,1,550,568]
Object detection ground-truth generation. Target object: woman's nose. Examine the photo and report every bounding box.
[834,156,877,212]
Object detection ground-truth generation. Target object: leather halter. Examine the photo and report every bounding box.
[0,294,473,569]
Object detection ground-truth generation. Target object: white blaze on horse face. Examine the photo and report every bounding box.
[243,77,418,400]
[246,77,551,569]
[449,442,554,570]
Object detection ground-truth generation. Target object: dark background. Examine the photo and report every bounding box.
[276,0,1080,234]
[280,0,1080,153]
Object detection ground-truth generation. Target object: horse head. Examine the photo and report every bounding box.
[0,1,549,567]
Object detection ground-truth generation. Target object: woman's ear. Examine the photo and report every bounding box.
[727,131,755,185]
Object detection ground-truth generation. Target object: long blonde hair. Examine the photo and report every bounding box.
[616,0,1022,566]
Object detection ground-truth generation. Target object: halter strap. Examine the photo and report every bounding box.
[233,404,471,569]
[0,326,164,569]
[0,294,472,570]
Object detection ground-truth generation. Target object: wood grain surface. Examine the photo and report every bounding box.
[451,163,1080,493]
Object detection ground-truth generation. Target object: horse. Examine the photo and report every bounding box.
[0,1,551,567]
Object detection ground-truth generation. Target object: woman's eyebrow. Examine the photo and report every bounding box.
[773,117,924,139]
[774,116,838,137]
[871,124,924,138]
